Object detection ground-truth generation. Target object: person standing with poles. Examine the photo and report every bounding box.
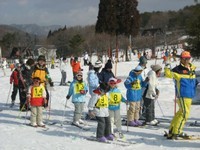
[9,63,21,107]
[164,51,198,139]
[142,64,162,125]
[18,58,35,111]
[27,77,47,127]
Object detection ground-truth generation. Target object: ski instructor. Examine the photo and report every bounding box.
[164,50,198,139]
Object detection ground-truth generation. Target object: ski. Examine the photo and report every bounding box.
[164,131,200,140]
[86,136,131,146]
[71,122,90,131]
[25,123,49,131]
[121,119,159,129]
[44,121,57,125]
[189,121,200,127]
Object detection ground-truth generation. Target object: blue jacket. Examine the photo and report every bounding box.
[87,70,99,95]
[108,87,126,111]
[98,68,115,83]
[124,70,147,102]
[67,80,88,103]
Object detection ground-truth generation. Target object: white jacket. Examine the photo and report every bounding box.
[60,61,67,72]
[145,70,158,99]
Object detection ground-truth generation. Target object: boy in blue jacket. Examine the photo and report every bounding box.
[66,71,88,125]
[108,77,126,138]
[124,65,147,126]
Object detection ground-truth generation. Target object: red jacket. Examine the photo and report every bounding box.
[28,85,46,106]
[70,60,81,73]
[10,69,19,85]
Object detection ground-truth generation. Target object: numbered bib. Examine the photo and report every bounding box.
[95,95,109,108]
[132,80,141,90]
[109,93,121,105]
[32,86,44,98]
[74,82,84,94]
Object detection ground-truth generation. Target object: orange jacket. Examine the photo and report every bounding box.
[70,60,81,73]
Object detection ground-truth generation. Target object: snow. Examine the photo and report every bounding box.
[0,58,200,150]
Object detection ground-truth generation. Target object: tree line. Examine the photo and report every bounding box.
[0,3,200,58]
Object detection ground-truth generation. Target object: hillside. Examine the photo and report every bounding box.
[10,24,62,37]
[0,25,26,40]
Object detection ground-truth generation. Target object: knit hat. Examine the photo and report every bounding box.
[74,57,78,61]
[26,58,35,66]
[105,59,112,69]
[15,63,21,68]
[181,51,191,58]
[134,65,143,72]
[139,56,147,65]
[108,77,121,84]
[37,55,46,61]
[94,60,102,68]
[151,64,162,72]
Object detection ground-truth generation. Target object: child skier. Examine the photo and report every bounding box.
[124,65,147,126]
[90,83,114,142]
[86,62,102,120]
[10,63,21,107]
[27,77,47,127]
[143,65,162,125]
[32,55,53,108]
[66,71,88,125]
[108,77,126,138]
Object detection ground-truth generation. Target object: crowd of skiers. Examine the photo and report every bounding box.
[7,50,199,141]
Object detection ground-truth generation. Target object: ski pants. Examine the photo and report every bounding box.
[19,88,27,110]
[143,97,155,122]
[127,101,141,121]
[31,106,43,125]
[96,116,111,138]
[11,85,19,102]
[73,102,84,122]
[60,71,66,85]
[87,92,98,111]
[109,109,122,134]
[169,97,192,135]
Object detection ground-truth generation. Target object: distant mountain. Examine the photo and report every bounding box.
[0,24,27,39]
[10,24,62,37]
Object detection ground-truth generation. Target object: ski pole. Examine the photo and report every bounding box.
[6,83,13,106]
[60,99,68,126]
[156,99,165,117]
[126,103,129,132]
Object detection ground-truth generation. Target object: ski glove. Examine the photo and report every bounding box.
[66,95,70,100]
[80,90,86,94]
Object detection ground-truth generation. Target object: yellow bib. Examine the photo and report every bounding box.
[109,93,121,105]
[74,82,85,94]
[95,95,109,108]
[132,80,141,90]
[32,86,44,98]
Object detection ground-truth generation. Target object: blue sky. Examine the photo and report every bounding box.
[0,0,196,26]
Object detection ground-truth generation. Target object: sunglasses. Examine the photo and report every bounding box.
[33,80,40,83]
[182,58,191,60]
[77,75,82,77]
[109,82,116,85]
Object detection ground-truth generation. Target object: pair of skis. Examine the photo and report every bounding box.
[86,136,136,146]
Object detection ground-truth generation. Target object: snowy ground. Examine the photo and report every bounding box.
[0,58,200,150]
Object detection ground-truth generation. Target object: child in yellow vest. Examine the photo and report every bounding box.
[90,83,114,142]
[108,77,126,138]
[27,77,47,127]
